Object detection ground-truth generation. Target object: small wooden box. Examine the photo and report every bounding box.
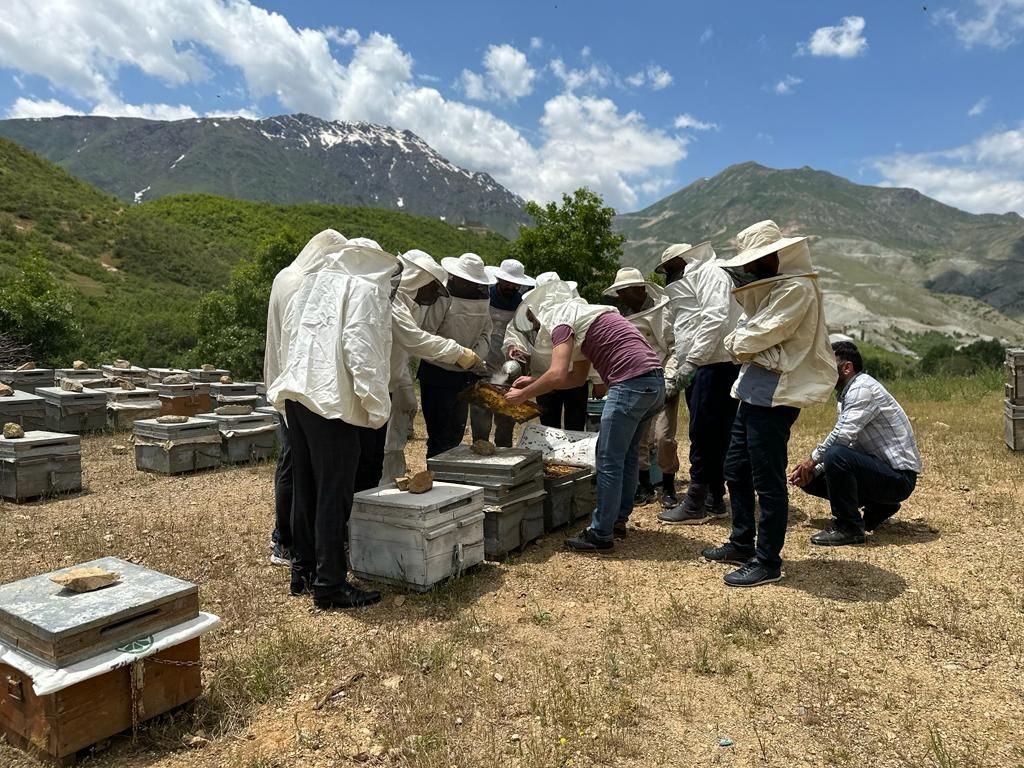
[157,382,212,418]
[0,558,199,668]
[0,637,202,764]
[0,369,56,395]
[0,431,82,502]
[133,417,221,475]
[145,368,188,385]
[483,492,546,560]
[1005,399,1024,451]
[36,388,107,434]
[0,390,47,432]
[188,368,231,383]
[197,411,278,464]
[100,365,149,386]
[1007,348,1024,406]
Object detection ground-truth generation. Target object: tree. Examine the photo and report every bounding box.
[0,253,80,364]
[508,188,624,303]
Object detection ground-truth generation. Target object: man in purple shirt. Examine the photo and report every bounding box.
[506,282,665,551]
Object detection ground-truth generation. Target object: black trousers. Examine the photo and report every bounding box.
[285,401,361,595]
[724,402,800,570]
[684,362,740,500]
[354,422,388,493]
[418,362,474,458]
[538,383,588,431]
[801,445,917,533]
[271,422,293,549]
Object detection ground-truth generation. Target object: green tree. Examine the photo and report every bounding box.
[508,188,624,302]
[0,253,80,364]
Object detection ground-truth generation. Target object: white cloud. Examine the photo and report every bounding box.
[699,27,714,45]
[6,97,83,118]
[204,107,261,120]
[6,95,199,121]
[938,0,1024,49]
[324,27,361,47]
[0,0,685,210]
[774,75,802,95]
[798,16,868,58]
[968,97,989,117]
[460,43,536,102]
[673,113,718,131]
[873,126,1024,214]
[530,36,543,50]
[625,64,673,91]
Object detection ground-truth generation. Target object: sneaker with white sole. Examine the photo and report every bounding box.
[270,543,293,567]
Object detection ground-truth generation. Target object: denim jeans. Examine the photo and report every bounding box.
[801,445,917,533]
[590,372,666,540]
[724,402,800,570]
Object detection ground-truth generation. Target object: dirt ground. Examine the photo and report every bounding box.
[1,379,1022,768]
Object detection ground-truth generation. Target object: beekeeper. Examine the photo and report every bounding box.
[417,253,494,457]
[700,220,836,588]
[469,259,536,447]
[502,272,589,431]
[381,249,485,481]
[264,229,347,569]
[602,267,674,507]
[506,281,665,553]
[657,242,742,526]
[267,237,401,610]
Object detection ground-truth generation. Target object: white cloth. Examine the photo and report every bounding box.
[484,303,517,370]
[421,295,491,372]
[725,241,837,409]
[671,244,740,371]
[263,230,347,388]
[267,242,398,428]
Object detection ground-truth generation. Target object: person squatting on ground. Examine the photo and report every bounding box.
[381,249,485,481]
[470,259,535,447]
[418,253,493,457]
[702,220,837,588]
[789,341,922,545]
[657,242,742,525]
[264,229,347,567]
[506,280,666,552]
[502,273,589,431]
[267,237,401,610]
[602,267,675,506]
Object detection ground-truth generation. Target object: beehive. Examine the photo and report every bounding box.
[1006,348,1024,406]
[54,368,107,388]
[0,431,81,502]
[156,382,212,418]
[0,390,47,432]
[187,368,231,383]
[197,410,278,463]
[35,387,107,434]
[100,364,148,386]
[145,367,189,385]
[542,466,591,531]
[350,483,486,590]
[1005,399,1024,451]
[96,387,161,430]
[133,417,221,475]
[0,369,55,395]
[208,381,261,409]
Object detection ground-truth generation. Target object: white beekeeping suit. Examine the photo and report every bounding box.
[672,242,741,380]
[267,239,397,428]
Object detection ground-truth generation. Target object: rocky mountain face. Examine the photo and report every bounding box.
[615,162,1024,348]
[0,113,529,237]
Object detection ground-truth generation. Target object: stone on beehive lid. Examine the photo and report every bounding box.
[117,378,136,390]
[0,384,12,397]
[157,415,189,424]
[16,362,35,371]
[162,373,192,385]
[50,566,120,593]
[60,378,84,393]
[114,359,131,369]
[3,423,24,439]
[214,404,252,416]
[408,470,434,494]
[471,439,496,456]
[201,364,216,371]
[72,360,88,370]
[218,375,233,384]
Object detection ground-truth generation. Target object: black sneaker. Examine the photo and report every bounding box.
[724,560,782,588]
[701,542,754,565]
[289,573,312,596]
[658,504,710,525]
[660,491,680,509]
[613,520,629,539]
[270,543,293,567]
[314,583,382,610]
[566,528,614,553]
[704,497,729,519]
[633,485,656,506]
[810,527,865,547]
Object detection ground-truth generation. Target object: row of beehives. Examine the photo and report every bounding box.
[1005,347,1023,452]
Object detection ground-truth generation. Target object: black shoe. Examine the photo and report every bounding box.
[657,504,711,525]
[701,542,754,566]
[660,490,679,508]
[864,503,900,532]
[704,496,729,519]
[810,527,865,546]
[566,528,614,553]
[724,560,782,588]
[314,583,382,609]
[633,485,656,506]
[289,573,312,596]
[613,520,629,539]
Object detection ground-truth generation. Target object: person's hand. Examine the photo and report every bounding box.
[505,387,529,405]
[592,383,608,399]
[508,347,530,365]
[788,458,816,488]
[676,362,697,393]
[511,375,534,389]
[456,347,484,371]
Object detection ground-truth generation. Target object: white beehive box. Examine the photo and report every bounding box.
[1007,348,1024,406]
[483,491,546,559]
[100,364,149,385]
[428,445,544,505]
[208,382,261,409]
[196,410,278,463]
[350,483,486,591]
[96,386,162,430]
[0,431,81,502]
[1005,399,1024,451]
[146,367,189,385]
[35,387,107,433]
[54,368,107,388]
[133,417,221,475]
[188,368,231,383]
[0,391,47,432]
[0,369,55,395]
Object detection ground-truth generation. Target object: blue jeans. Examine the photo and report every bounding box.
[590,372,666,540]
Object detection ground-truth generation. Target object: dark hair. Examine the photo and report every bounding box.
[832,341,863,373]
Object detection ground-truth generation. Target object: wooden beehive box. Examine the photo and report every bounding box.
[54,369,107,388]
[428,446,543,503]
[0,390,48,432]
[187,368,230,383]
[482,491,546,560]
[1007,348,1024,406]
[156,382,212,418]
[35,388,107,434]
[0,369,55,395]
[133,417,221,475]
[197,410,278,464]
[0,431,81,502]
[1005,399,1024,451]
[145,368,188,385]
[99,364,149,386]
[0,558,199,668]
[96,387,161,430]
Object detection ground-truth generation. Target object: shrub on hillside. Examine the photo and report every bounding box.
[0,253,80,365]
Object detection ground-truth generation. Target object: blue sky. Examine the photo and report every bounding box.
[1,1,1022,215]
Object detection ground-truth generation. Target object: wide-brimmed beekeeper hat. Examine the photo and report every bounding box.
[718,220,808,269]
[602,267,657,296]
[441,253,497,285]
[654,242,701,273]
[485,258,536,287]
[400,249,449,296]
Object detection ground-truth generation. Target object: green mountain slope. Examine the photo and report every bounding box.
[0,138,508,366]
[616,162,1024,346]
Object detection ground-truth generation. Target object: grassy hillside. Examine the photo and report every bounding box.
[0,138,507,367]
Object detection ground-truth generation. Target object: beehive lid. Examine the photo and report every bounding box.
[35,387,107,405]
[188,368,230,378]
[1006,399,1024,417]
[133,416,218,440]
[0,431,80,460]
[428,446,542,481]
[209,382,259,396]
[101,364,147,375]
[156,382,211,396]
[0,390,44,408]
[55,368,103,378]
[96,386,158,403]
[355,482,484,516]
[0,369,55,382]
[147,367,188,377]
[255,406,280,420]
[196,411,277,430]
